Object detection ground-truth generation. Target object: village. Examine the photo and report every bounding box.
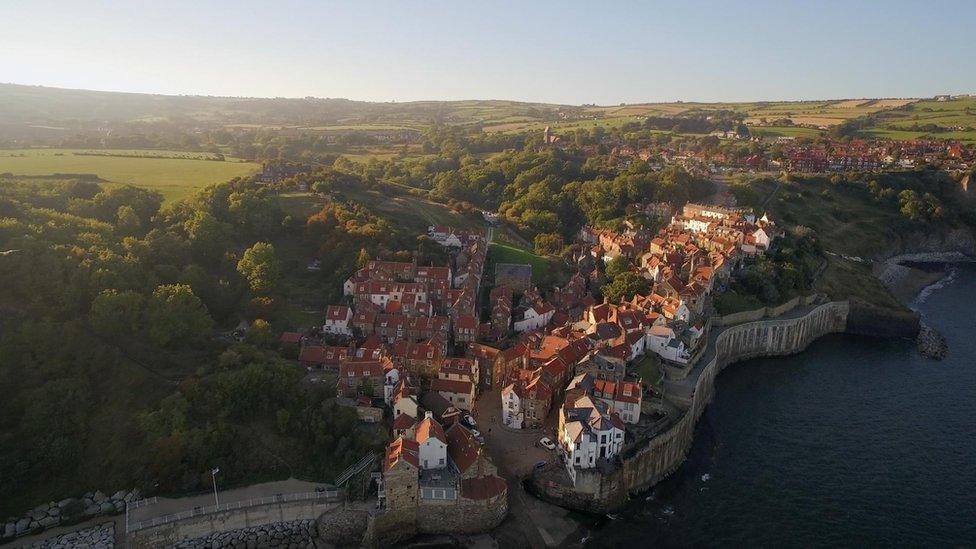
[278,196,782,532]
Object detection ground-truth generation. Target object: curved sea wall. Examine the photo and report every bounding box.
[532,301,851,513]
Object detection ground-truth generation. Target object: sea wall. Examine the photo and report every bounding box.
[532,301,851,513]
[126,498,342,548]
[363,493,507,547]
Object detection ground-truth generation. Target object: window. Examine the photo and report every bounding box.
[439,458,445,465]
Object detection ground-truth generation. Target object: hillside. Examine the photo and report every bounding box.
[0,83,927,142]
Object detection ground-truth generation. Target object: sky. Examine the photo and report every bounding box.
[2,0,974,105]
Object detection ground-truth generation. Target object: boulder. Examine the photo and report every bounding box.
[85,505,100,516]
[15,518,31,535]
[48,506,61,517]
[112,490,126,500]
[39,515,58,528]
[3,522,15,539]
[57,498,75,509]
[98,501,114,514]
[92,491,106,503]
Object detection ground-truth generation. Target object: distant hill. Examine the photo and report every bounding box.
[0,83,925,137]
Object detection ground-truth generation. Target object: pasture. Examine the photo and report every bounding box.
[0,149,260,202]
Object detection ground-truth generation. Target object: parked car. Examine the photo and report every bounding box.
[463,414,477,428]
[469,428,482,439]
[538,437,557,450]
[534,460,548,469]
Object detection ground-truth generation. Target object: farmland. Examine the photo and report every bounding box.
[859,96,976,143]
[0,148,260,202]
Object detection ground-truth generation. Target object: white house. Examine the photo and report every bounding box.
[646,325,690,364]
[513,303,555,333]
[752,227,771,250]
[500,384,524,429]
[415,412,448,470]
[559,395,625,483]
[324,305,353,335]
[383,367,401,404]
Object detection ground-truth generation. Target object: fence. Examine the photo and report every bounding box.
[126,490,340,533]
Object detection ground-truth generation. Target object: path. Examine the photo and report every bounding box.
[128,478,325,525]
[473,388,579,548]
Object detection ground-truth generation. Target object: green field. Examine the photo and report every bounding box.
[747,125,824,139]
[489,241,554,282]
[860,96,976,143]
[0,149,261,202]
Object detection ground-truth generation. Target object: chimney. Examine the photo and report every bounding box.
[425,411,433,420]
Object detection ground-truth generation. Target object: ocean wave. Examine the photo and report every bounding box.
[912,266,959,309]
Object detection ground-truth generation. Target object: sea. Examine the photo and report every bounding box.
[587,264,976,547]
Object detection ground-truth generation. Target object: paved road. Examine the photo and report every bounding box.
[128,478,325,525]
[473,388,580,548]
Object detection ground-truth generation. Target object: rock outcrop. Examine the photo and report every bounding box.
[27,522,115,548]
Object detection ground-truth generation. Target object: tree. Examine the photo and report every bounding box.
[147,284,213,346]
[533,232,564,256]
[604,256,630,281]
[237,242,281,294]
[601,272,650,302]
[115,205,142,236]
[89,289,144,337]
[356,248,371,269]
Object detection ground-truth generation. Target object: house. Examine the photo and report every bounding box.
[439,358,479,386]
[298,345,351,369]
[415,412,449,470]
[558,394,625,482]
[592,378,642,424]
[513,301,555,333]
[500,370,552,429]
[495,263,533,292]
[454,314,479,344]
[393,413,417,439]
[646,325,690,364]
[419,391,462,427]
[324,305,353,335]
[431,377,476,412]
[337,358,390,397]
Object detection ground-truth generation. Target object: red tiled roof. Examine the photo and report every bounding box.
[431,378,474,396]
[446,423,480,474]
[415,416,447,445]
[461,476,507,500]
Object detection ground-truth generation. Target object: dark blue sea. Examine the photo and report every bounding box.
[589,265,976,547]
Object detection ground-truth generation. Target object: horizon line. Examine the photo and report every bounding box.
[5,81,971,108]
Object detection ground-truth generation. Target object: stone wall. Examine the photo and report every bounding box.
[532,301,851,513]
[364,493,507,547]
[25,522,115,549]
[171,519,317,548]
[712,293,820,327]
[127,498,341,548]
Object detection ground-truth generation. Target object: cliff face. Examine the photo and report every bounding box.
[879,226,976,260]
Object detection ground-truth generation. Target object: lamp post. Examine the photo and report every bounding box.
[211,467,220,507]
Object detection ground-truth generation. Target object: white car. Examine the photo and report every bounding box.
[470,428,482,439]
[539,437,556,450]
[463,414,477,428]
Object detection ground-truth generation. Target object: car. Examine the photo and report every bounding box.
[469,428,482,438]
[538,437,557,450]
[534,460,548,469]
[463,414,477,428]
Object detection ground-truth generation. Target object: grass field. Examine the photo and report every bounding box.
[0,149,260,202]
[859,96,976,143]
[488,241,554,282]
[747,125,824,139]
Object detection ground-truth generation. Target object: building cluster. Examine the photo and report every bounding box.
[283,203,778,495]
[540,125,974,174]
[285,227,506,519]
[485,202,779,483]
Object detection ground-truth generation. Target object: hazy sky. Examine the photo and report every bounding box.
[2,0,974,104]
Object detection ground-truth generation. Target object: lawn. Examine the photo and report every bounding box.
[488,241,554,282]
[630,354,663,389]
[0,149,260,203]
